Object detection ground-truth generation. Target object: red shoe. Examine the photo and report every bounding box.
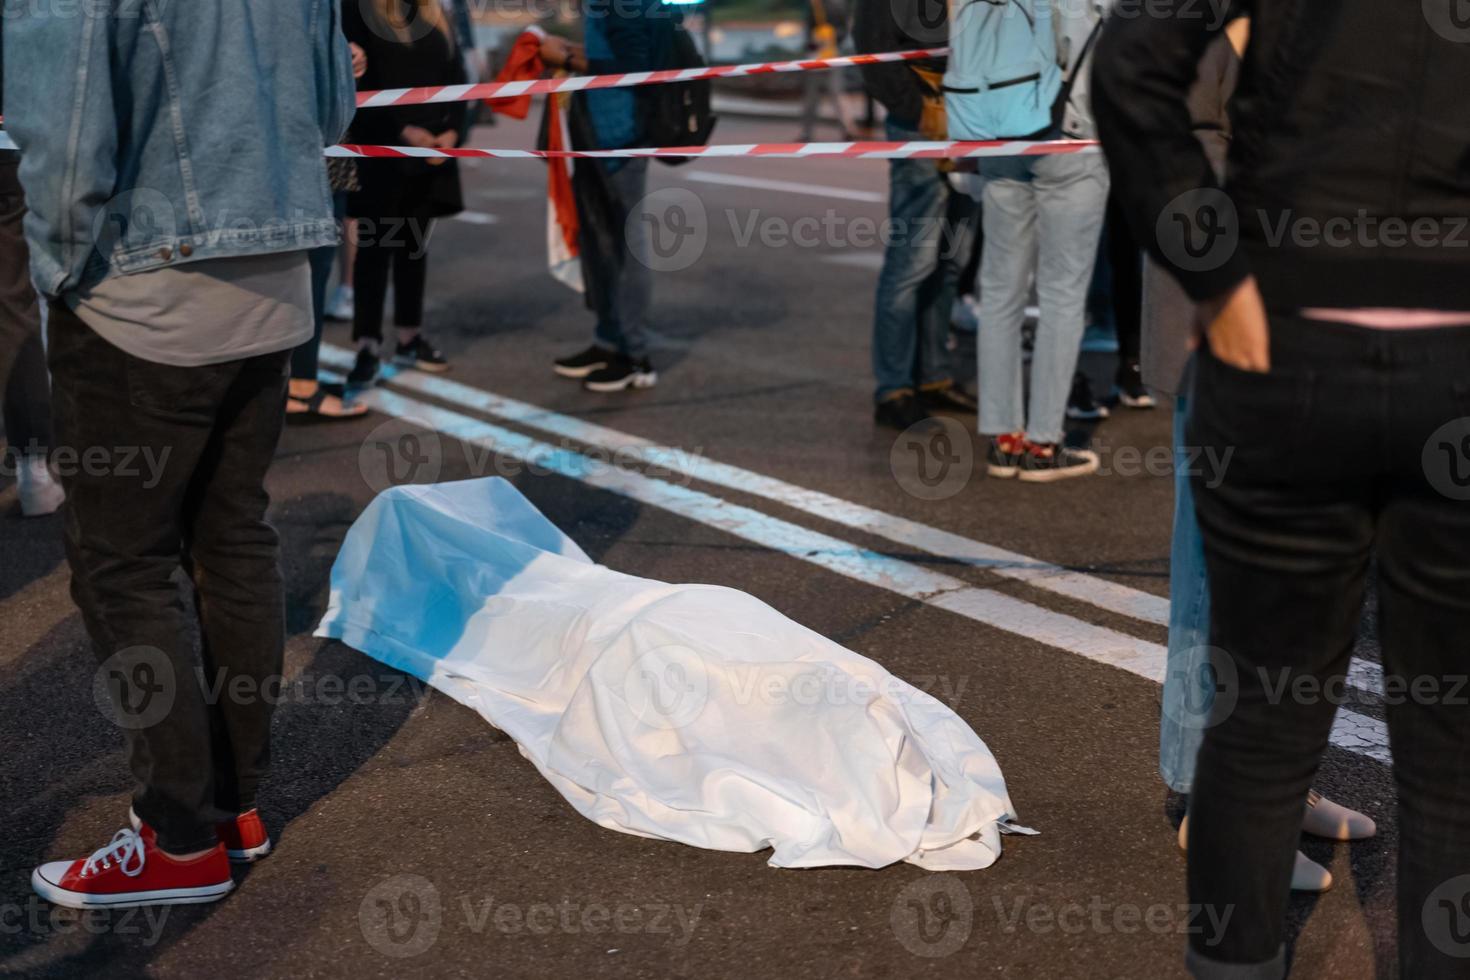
[31,825,233,909]
[216,809,272,863]
[128,807,272,863]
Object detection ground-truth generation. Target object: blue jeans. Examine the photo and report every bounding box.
[871,121,978,402]
[584,159,652,361]
[1160,379,1212,795]
[976,149,1108,443]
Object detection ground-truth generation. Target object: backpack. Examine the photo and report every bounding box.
[942,0,1062,141]
[642,24,718,165]
[1053,2,1107,139]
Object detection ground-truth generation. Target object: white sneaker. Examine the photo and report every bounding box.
[17,456,64,517]
[1177,814,1334,893]
[1302,790,1377,841]
[325,285,354,322]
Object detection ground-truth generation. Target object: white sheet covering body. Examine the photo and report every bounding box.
[317,478,1026,870]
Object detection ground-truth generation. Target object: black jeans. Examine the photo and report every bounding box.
[49,303,289,853]
[0,159,50,460]
[1186,315,1470,979]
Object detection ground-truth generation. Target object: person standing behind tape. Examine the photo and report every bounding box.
[947,0,1112,482]
[344,0,466,387]
[545,0,678,393]
[797,0,856,142]
[8,1,355,908]
[853,0,981,430]
[0,27,63,517]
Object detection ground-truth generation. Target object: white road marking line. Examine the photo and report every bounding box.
[334,380,1392,763]
[454,210,498,225]
[320,345,1168,625]
[674,170,886,204]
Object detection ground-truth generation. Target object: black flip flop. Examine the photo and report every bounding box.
[286,387,369,424]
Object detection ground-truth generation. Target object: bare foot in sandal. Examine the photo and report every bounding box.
[287,379,368,422]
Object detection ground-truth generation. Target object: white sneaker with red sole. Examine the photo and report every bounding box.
[128,807,272,863]
[31,825,233,909]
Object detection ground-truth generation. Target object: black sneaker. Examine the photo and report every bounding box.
[584,354,657,392]
[1065,372,1110,421]
[874,393,930,431]
[919,383,979,414]
[395,334,450,373]
[1017,442,1100,483]
[554,344,616,379]
[986,434,1025,478]
[1114,360,1157,409]
[346,348,380,387]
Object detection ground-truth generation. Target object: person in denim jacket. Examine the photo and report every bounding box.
[7,1,355,909]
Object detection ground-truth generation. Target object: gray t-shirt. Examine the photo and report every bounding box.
[70,251,313,367]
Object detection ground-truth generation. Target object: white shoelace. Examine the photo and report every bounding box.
[81,828,146,878]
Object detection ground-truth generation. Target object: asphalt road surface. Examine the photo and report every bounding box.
[0,114,1403,979]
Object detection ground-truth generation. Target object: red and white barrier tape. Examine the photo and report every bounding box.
[356,47,949,108]
[0,131,1096,160]
[326,138,1099,160]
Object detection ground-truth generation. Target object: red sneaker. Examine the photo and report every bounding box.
[128,807,272,864]
[215,809,272,863]
[31,825,233,909]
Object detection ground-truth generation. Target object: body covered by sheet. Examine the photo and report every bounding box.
[317,478,1028,869]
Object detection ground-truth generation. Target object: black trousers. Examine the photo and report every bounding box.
[0,159,51,460]
[49,303,289,853]
[1185,315,1470,979]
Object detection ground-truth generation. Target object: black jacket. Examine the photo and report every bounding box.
[1094,2,1470,311]
[343,1,466,218]
[851,0,946,128]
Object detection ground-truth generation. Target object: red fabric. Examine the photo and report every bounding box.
[545,93,579,259]
[485,29,546,120]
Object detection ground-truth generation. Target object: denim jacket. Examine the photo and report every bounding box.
[3,1,356,299]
